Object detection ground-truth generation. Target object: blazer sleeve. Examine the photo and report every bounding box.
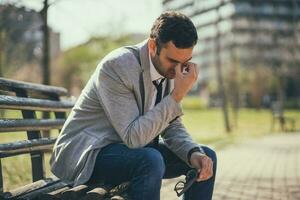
[161,117,205,166]
[95,66,183,149]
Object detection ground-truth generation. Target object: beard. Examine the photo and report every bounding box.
[151,54,176,79]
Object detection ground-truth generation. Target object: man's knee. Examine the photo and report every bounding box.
[138,148,165,177]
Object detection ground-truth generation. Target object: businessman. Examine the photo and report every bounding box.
[50,11,217,200]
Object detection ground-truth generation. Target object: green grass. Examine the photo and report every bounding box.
[0,110,60,191]
[182,107,300,148]
[1,104,300,191]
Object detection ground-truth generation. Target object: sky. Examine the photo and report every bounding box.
[8,0,163,50]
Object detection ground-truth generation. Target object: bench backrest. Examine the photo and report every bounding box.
[0,78,74,195]
[271,101,284,117]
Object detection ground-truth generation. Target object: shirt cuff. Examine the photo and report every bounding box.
[187,146,205,165]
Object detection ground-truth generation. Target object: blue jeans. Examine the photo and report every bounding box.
[87,143,217,200]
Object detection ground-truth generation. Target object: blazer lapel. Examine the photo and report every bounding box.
[137,40,155,113]
[136,40,173,113]
[164,79,171,97]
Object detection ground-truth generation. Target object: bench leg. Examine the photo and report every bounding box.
[0,159,3,193]
[279,117,285,132]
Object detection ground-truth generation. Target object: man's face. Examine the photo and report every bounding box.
[149,39,194,79]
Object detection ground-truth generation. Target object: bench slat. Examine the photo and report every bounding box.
[111,195,126,200]
[109,182,130,197]
[0,119,65,132]
[0,95,74,112]
[0,138,56,158]
[38,186,70,200]
[0,79,76,199]
[0,78,68,97]
[0,144,53,158]
[1,178,56,198]
[61,185,90,200]
[0,138,55,151]
[14,180,68,200]
[85,187,109,200]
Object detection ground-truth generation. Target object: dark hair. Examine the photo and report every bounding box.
[150,11,198,54]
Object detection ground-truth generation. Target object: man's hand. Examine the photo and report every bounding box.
[190,152,213,182]
[171,62,198,103]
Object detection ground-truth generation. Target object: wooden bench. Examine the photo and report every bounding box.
[0,78,130,200]
[271,101,296,132]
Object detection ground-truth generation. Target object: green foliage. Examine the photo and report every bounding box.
[285,98,300,109]
[53,35,145,92]
[181,96,208,110]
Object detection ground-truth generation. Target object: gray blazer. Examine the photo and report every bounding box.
[50,40,203,186]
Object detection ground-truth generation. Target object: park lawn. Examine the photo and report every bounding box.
[0,110,59,190]
[182,108,300,148]
[1,107,300,191]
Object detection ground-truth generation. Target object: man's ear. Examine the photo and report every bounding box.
[148,38,157,57]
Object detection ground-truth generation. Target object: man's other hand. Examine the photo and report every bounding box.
[190,152,213,182]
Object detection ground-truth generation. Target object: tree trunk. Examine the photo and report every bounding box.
[41,0,50,138]
[215,5,231,133]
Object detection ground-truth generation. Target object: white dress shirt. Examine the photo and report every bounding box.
[149,53,166,109]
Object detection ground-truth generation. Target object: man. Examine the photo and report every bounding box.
[50,11,217,200]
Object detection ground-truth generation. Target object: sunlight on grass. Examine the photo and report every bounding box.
[182,107,300,146]
[1,100,300,191]
[0,110,60,191]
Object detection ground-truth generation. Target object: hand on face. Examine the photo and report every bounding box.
[171,62,199,102]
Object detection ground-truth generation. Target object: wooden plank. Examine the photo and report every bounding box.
[84,186,110,200]
[0,119,65,132]
[15,88,46,183]
[49,95,68,134]
[61,185,90,200]
[0,78,68,97]
[108,182,130,198]
[0,138,55,158]
[0,138,55,151]
[38,186,70,200]
[0,95,74,112]
[111,196,125,200]
[1,179,52,198]
[16,181,68,200]
[0,144,53,158]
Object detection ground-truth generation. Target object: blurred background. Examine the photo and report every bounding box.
[0,0,300,192]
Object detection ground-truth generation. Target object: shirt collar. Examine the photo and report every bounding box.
[149,52,164,82]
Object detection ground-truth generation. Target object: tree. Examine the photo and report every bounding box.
[215,5,231,133]
[41,0,50,85]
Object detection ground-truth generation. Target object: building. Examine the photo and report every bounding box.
[163,0,300,107]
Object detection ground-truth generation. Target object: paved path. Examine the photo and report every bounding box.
[160,132,300,200]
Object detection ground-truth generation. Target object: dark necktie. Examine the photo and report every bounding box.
[152,78,165,147]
